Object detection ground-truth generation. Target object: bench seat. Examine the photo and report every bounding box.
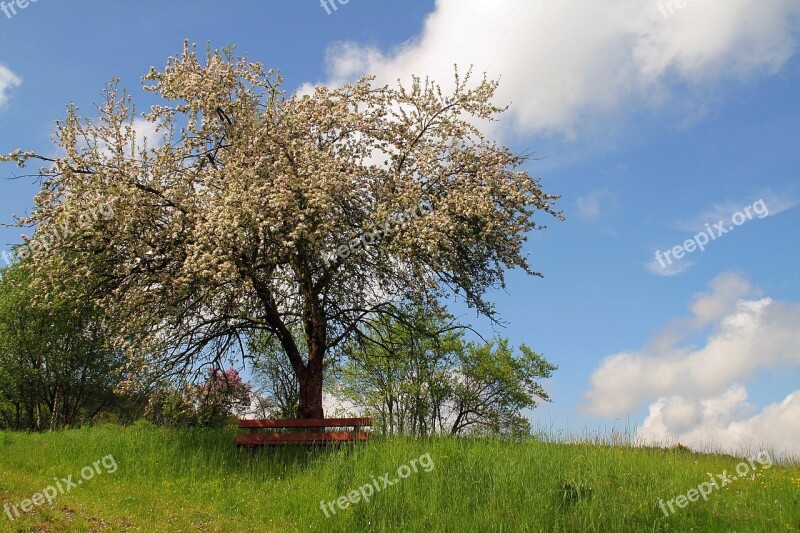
[235,417,372,447]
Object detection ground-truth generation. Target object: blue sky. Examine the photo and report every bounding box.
[1,1,799,455]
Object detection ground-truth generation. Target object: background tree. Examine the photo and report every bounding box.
[195,368,251,426]
[0,262,123,430]
[335,301,459,435]
[142,379,198,428]
[449,339,556,436]
[335,302,555,436]
[2,42,561,418]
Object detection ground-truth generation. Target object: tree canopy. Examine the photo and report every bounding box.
[1,42,561,417]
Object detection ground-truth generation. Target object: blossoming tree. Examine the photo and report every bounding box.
[1,43,561,418]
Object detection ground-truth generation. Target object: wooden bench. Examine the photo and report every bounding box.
[235,417,372,447]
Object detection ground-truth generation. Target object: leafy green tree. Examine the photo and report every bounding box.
[142,381,197,428]
[195,368,251,426]
[0,262,123,430]
[249,332,301,419]
[334,301,460,435]
[334,302,553,436]
[450,339,556,436]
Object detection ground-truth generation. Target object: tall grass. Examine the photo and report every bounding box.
[0,423,798,532]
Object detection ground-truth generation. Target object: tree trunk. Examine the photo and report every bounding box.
[50,385,59,431]
[296,339,325,419]
[296,365,324,418]
[297,292,327,419]
[255,275,327,419]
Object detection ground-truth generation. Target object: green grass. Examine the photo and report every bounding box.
[0,423,798,532]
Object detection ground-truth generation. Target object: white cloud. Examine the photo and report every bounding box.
[0,64,21,110]
[130,118,162,149]
[638,386,800,458]
[311,0,800,139]
[576,189,613,221]
[582,272,800,455]
[687,272,756,327]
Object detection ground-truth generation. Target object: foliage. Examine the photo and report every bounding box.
[195,368,251,426]
[335,302,555,436]
[450,338,556,436]
[248,331,301,419]
[143,381,198,428]
[143,368,250,428]
[0,262,123,430]
[334,300,458,434]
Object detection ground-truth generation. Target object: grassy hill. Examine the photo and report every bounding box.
[0,424,797,532]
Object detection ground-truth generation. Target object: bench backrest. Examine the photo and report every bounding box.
[238,417,372,429]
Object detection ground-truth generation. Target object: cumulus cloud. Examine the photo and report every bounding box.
[0,64,21,110]
[130,118,162,149]
[638,386,800,458]
[687,272,756,327]
[309,0,800,139]
[582,272,800,455]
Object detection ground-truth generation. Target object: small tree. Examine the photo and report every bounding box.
[2,42,561,418]
[335,303,555,436]
[195,368,251,426]
[142,380,197,428]
[450,339,556,436]
[0,262,123,430]
[335,301,460,435]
